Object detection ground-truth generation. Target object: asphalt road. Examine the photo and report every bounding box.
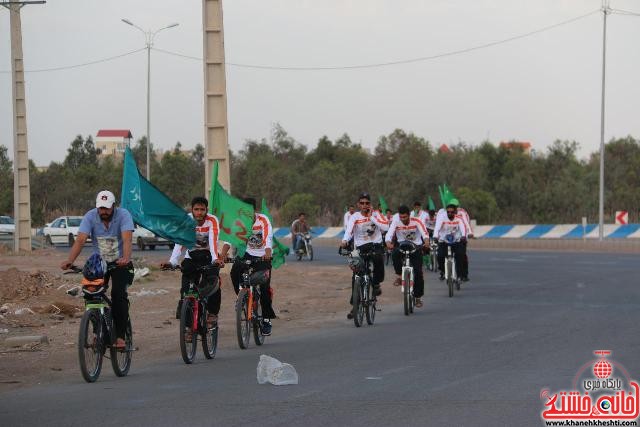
[2,249,640,427]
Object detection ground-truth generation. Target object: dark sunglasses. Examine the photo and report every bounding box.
[360,201,371,205]
[446,210,456,214]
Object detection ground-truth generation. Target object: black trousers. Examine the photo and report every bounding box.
[105,262,134,340]
[391,247,425,298]
[437,242,464,278]
[461,240,469,278]
[180,257,221,315]
[350,243,384,305]
[230,254,276,319]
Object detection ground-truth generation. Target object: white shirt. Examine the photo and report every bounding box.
[169,214,222,266]
[343,211,390,247]
[385,217,428,245]
[246,213,273,257]
[436,207,471,238]
[410,209,428,225]
[433,212,467,241]
[343,211,355,231]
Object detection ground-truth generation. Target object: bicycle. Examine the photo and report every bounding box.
[442,234,462,298]
[339,246,379,327]
[162,264,219,364]
[72,264,133,383]
[234,258,270,349]
[294,232,314,261]
[429,237,438,273]
[397,241,419,316]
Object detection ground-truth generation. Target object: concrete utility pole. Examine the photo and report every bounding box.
[203,0,231,193]
[598,0,611,241]
[2,1,45,252]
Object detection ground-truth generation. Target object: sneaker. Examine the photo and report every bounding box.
[261,320,272,336]
[393,277,402,287]
[462,276,470,282]
[175,299,183,319]
[415,298,423,308]
[373,285,382,296]
[439,273,445,281]
[347,311,354,320]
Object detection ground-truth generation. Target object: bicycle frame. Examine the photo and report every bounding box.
[400,251,415,293]
[445,245,457,281]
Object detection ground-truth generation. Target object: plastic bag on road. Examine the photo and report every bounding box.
[257,355,299,385]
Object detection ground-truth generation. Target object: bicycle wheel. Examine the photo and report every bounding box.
[431,252,437,272]
[253,293,265,346]
[236,290,250,349]
[446,260,454,298]
[403,269,411,316]
[110,318,132,376]
[202,309,218,359]
[365,277,376,325]
[179,299,197,364]
[352,277,364,327]
[78,310,104,383]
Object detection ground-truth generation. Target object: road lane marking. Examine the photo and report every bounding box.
[365,377,382,380]
[490,331,523,342]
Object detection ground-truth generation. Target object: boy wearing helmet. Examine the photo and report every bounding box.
[61,190,134,349]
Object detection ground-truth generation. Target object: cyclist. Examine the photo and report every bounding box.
[230,198,275,336]
[60,190,134,349]
[433,199,467,281]
[411,201,428,225]
[341,192,389,318]
[455,204,473,281]
[290,212,311,254]
[161,197,230,328]
[343,205,355,232]
[385,208,393,223]
[385,205,429,308]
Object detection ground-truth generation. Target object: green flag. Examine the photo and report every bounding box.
[427,196,436,211]
[260,199,289,269]
[442,184,456,206]
[379,196,389,213]
[208,162,254,257]
[121,147,196,247]
[438,185,445,208]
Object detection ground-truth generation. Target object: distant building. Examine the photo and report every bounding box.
[439,144,451,153]
[95,129,133,159]
[500,141,532,155]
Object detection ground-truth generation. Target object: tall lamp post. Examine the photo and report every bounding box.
[598,1,610,241]
[121,18,178,180]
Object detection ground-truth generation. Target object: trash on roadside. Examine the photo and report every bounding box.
[257,354,299,385]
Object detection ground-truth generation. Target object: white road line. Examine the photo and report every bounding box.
[490,331,524,342]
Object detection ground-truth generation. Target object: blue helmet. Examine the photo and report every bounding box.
[83,253,106,281]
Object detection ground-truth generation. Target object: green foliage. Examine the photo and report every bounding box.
[2,127,640,227]
[280,193,319,225]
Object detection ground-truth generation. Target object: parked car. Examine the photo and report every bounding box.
[133,224,174,250]
[43,216,84,246]
[0,216,15,234]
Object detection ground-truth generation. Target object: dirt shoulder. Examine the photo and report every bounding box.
[0,248,356,391]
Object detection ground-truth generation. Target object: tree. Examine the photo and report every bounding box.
[0,145,13,215]
[280,193,319,225]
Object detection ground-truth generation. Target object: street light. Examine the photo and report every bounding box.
[121,18,179,180]
[598,1,610,241]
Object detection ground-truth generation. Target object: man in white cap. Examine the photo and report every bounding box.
[61,190,134,349]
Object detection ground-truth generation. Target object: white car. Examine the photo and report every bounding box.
[133,224,174,250]
[43,216,84,246]
[0,216,15,234]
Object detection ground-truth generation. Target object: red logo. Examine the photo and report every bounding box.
[540,350,639,422]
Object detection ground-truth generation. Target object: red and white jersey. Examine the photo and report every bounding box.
[385,217,428,245]
[456,207,472,235]
[169,214,221,265]
[246,213,273,257]
[436,208,471,238]
[433,212,467,241]
[410,209,428,224]
[343,210,390,247]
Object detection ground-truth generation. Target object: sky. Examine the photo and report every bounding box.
[1,0,640,166]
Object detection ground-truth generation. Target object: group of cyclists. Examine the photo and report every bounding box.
[61,190,277,351]
[60,188,472,356]
[341,192,473,318]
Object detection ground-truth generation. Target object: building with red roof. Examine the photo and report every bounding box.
[499,141,532,155]
[95,129,133,159]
